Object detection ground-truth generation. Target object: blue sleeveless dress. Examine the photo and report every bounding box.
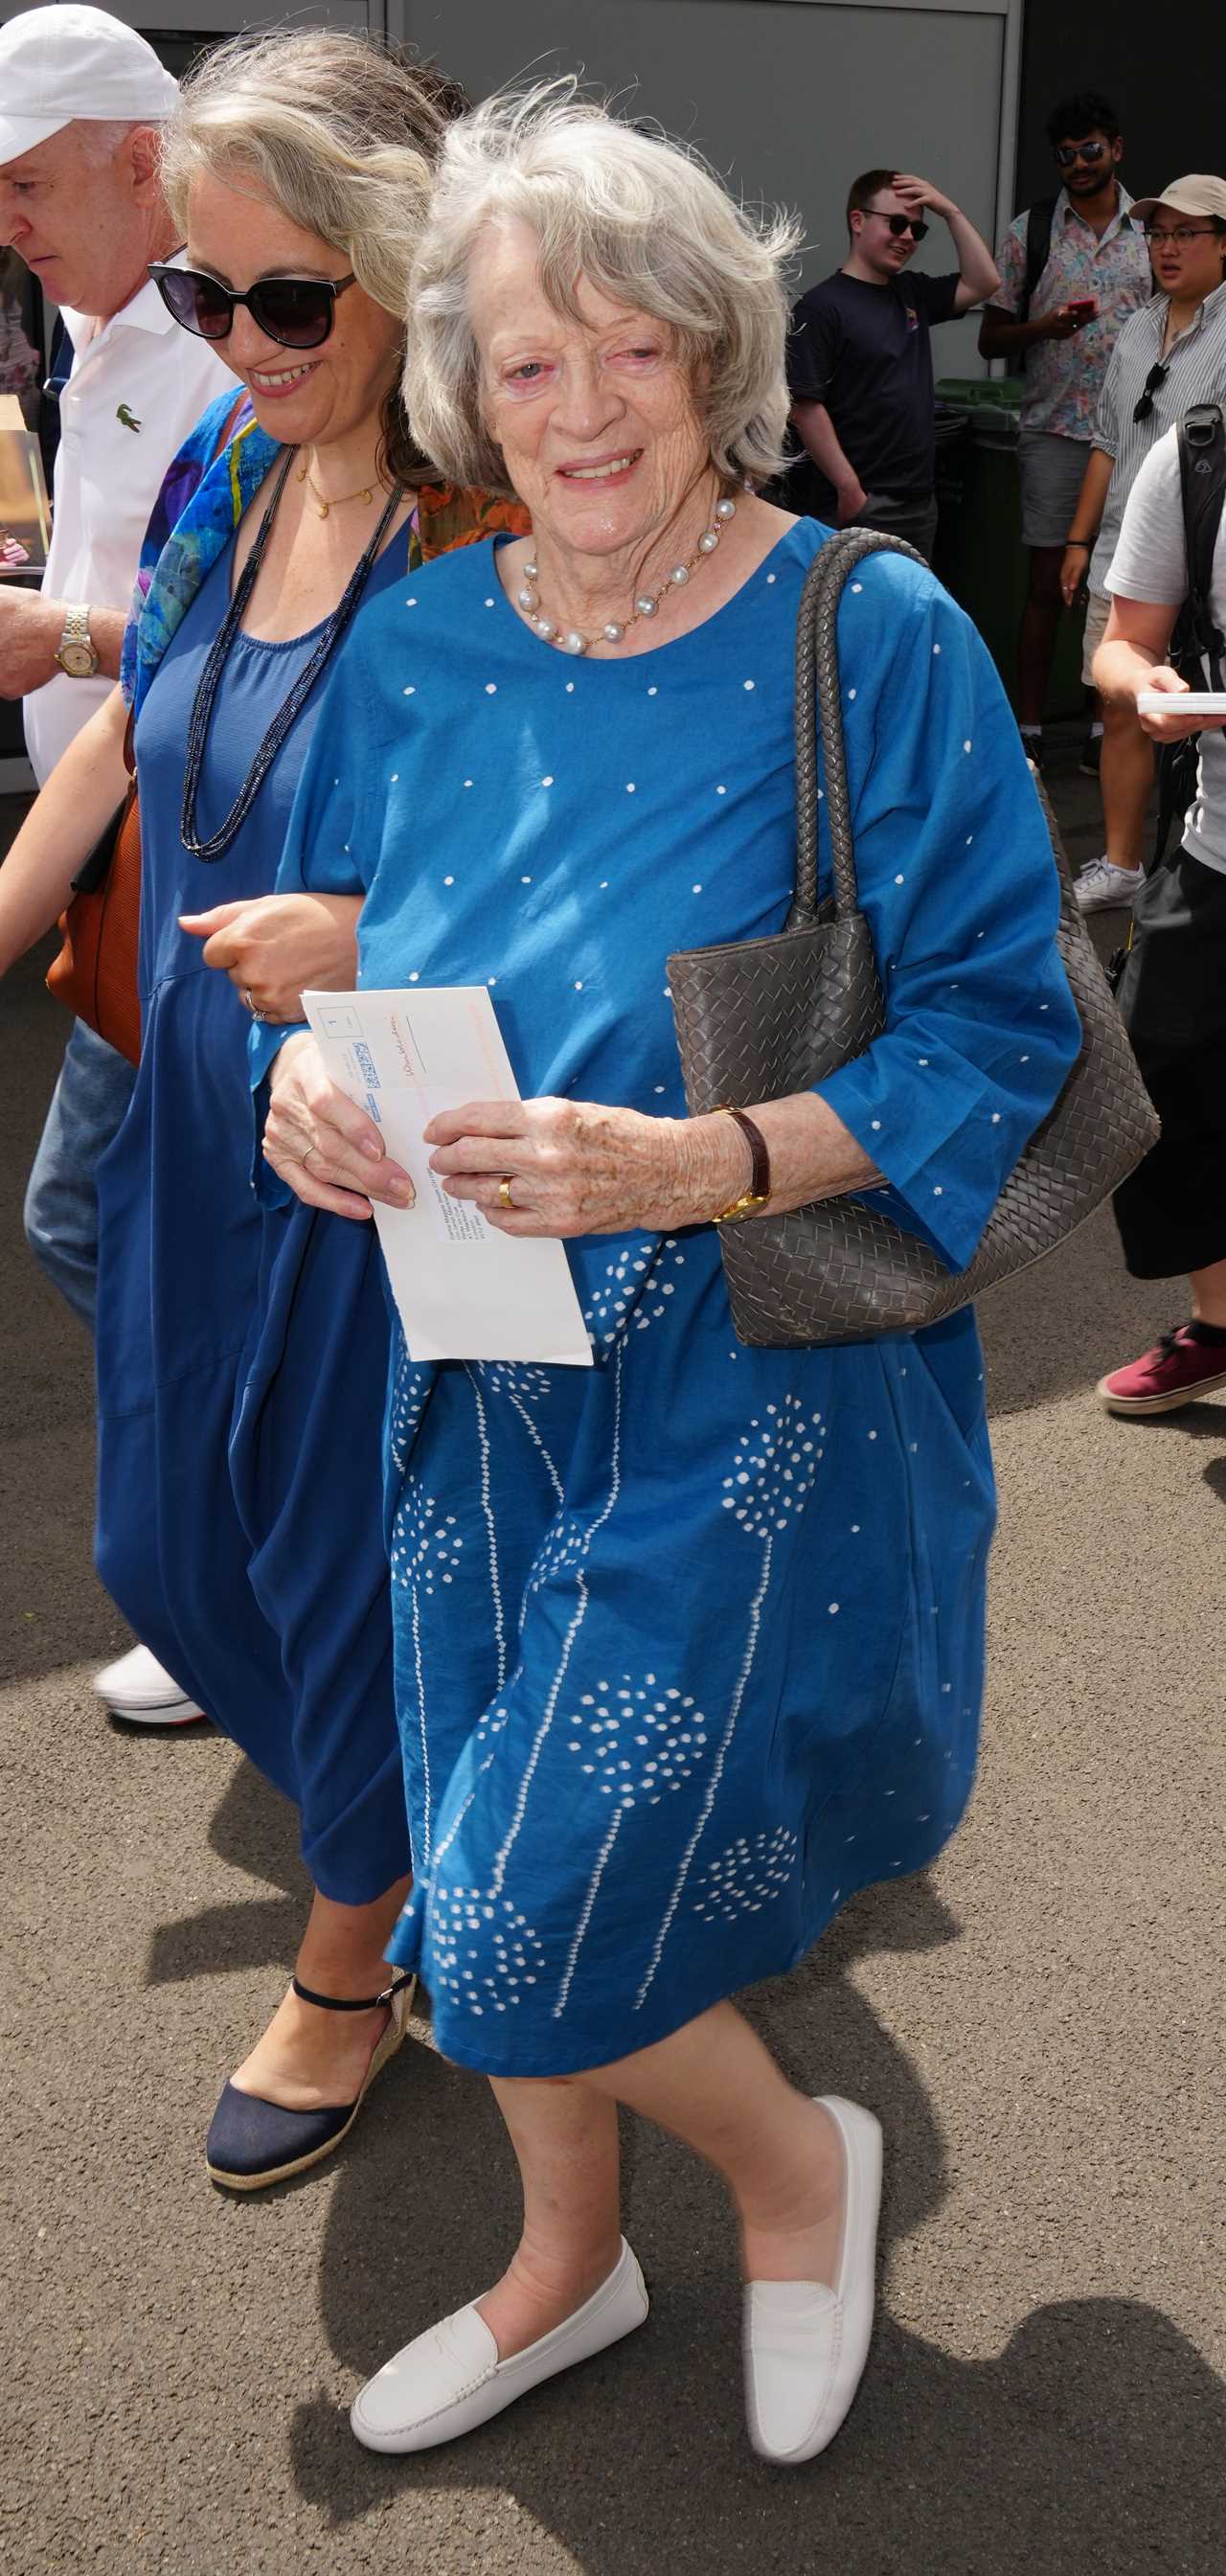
[94,521,411,1903]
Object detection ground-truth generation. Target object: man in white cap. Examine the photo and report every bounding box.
[0,7,232,1722]
[1057,175,1226,911]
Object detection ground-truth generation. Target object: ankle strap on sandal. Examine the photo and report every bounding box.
[291,1971,415,2013]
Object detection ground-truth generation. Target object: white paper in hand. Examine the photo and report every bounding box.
[301,987,592,1367]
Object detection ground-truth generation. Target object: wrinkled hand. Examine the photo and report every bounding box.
[425,1096,748,1238]
[893,172,954,220]
[1131,664,1226,741]
[0,585,59,696]
[262,1032,414,1220]
[180,891,362,1021]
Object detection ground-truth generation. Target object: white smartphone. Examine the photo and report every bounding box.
[1137,690,1226,716]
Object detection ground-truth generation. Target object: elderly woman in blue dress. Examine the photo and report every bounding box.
[261,92,1080,2465]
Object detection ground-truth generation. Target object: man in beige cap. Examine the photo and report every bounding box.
[0,7,231,1722]
[1057,175,1226,910]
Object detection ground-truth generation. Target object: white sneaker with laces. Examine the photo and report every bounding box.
[93,1643,205,1725]
[1073,854,1143,914]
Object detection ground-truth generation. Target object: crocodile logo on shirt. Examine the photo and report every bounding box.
[116,402,142,432]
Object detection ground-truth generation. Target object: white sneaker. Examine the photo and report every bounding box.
[1073,855,1143,914]
[351,2240,648,2453]
[93,1643,204,1725]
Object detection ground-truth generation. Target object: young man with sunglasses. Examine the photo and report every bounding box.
[786,169,999,562]
[0,6,229,1724]
[979,93,1150,777]
[1057,175,1226,910]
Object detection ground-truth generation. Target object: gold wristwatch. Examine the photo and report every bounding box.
[55,604,100,679]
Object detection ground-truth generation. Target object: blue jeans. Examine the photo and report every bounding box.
[24,1018,136,1331]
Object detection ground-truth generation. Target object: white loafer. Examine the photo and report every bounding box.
[743,2094,882,2465]
[351,2238,648,2454]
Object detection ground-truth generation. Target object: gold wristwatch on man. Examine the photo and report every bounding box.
[54,603,100,678]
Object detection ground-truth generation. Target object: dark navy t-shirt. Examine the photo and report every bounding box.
[786,267,961,512]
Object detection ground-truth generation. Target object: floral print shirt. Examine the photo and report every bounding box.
[993,186,1152,441]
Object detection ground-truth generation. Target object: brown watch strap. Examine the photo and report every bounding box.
[722,1106,771,1203]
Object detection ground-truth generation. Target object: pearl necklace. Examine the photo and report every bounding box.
[513,492,738,655]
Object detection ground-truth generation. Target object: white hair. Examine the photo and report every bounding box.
[405,82,802,494]
[159,30,446,338]
[74,119,145,170]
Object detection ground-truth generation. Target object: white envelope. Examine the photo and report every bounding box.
[301,987,593,1367]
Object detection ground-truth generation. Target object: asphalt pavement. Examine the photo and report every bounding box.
[1,740,1222,2575]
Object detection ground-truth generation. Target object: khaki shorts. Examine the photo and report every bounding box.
[1081,588,1110,688]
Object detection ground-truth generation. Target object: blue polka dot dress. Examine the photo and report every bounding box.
[256,517,1079,2076]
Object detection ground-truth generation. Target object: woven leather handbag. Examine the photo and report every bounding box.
[45,705,141,1064]
[667,526,1160,1346]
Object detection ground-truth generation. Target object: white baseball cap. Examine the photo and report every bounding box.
[0,6,180,168]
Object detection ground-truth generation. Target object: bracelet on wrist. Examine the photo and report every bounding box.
[713,1106,772,1225]
[1067,538,1091,551]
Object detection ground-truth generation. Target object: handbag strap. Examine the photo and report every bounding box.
[793,526,927,923]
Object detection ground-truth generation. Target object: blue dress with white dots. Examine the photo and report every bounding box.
[258,516,1080,2076]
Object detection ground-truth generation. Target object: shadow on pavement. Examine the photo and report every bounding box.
[268,1868,1224,2573]
[145,1755,309,1986]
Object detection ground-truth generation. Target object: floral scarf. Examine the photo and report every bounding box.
[120,386,527,720]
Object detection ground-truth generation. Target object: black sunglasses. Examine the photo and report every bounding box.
[863,211,929,242]
[1054,140,1109,169]
[1133,359,1169,422]
[148,262,357,350]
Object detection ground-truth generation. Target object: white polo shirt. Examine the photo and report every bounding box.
[22,271,231,784]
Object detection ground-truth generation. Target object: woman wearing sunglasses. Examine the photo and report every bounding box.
[1059,175,1226,912]
[0,29,520,2189]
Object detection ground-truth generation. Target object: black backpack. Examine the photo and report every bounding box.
[1013,199,1056,370]
[1152,401,1226,867]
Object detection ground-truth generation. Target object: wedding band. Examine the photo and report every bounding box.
[243,988,265,1023]
[498,1176,515,1210]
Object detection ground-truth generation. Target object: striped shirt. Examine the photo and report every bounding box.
[1089,279,1226,595]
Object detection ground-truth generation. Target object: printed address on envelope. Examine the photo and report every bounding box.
[301,987,592,1366]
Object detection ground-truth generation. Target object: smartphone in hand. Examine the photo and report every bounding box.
[1067,298,1098,329]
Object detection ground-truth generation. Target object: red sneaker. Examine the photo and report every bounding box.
[1098,1324,1226,1416]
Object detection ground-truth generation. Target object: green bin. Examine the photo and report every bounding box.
[933,377,1086,721]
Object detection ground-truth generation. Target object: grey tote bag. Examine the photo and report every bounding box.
[667,527,1160,1346]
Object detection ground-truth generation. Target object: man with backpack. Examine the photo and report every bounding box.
[1087,404,1226,1413]
[1058,176,1226,911]
[980,95,1150,775]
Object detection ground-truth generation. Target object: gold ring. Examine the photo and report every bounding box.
[498,1176,514,1210]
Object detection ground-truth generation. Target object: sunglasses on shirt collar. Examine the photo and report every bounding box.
[148,262,357,350]
[1133,359,1169,422]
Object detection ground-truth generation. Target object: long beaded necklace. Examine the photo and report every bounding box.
[180,447,402,862]
[513,490,738,655]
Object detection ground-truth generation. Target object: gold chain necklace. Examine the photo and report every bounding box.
[296,456,378,520]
